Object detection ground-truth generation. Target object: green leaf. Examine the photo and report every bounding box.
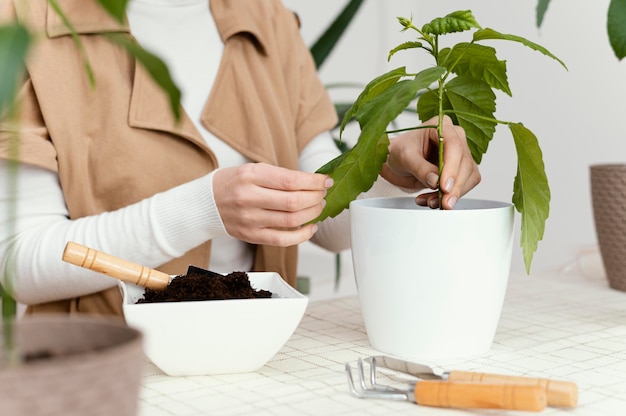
[95,0,130,24]
[388,41,422,61]
[357,67,444,127]
[417,76,496,163]
[314,134,389,222]
[608,0,626,60]
[443,42,511,96]
[310,0,365,68]
[536,0,552,28]
[106,33,182,121]
[473,28,568,70]
[0,24,31,117]
[339,66,407,136]
[317,67,445,221]
[422,10,480,35]
[333,102,353,129]
[510,123,550,273]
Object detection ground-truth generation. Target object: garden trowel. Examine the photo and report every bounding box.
[62,241,222,290]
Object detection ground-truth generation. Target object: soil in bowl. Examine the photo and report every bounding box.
[136,271,272,304]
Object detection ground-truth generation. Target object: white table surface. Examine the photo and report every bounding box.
[139,267,626,415]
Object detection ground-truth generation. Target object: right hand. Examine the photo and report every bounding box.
[212,163,333,247]
[381,116,481,209]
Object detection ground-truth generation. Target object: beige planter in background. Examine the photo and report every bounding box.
[590,164,626,292]
[0,315,143,416]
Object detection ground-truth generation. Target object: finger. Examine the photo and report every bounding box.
[415,191,440,209]
[242,163,333,192]
[438,126,466,192]
[382,131,439,189]
[234,223,320,247]
[238,202,326,231]
[254,188,328,213]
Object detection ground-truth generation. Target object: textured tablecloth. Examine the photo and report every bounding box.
[139,269,626,415]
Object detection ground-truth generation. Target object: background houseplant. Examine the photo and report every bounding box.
[537,0,626,61]
[312,9,565,358]
[536,0,626,292]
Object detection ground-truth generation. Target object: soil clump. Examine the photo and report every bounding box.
[137,271,272,304]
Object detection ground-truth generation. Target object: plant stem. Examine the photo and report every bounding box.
[436,70,445,209]
[1,291,18,368]
[385,125,436,135]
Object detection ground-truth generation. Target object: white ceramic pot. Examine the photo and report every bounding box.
[350,197,514,359]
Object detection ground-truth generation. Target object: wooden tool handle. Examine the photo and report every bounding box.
[414,381,546,411]
[62,241,170,290]
[448,370,578,408]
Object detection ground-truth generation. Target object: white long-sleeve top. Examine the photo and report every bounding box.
[0,0,407,305]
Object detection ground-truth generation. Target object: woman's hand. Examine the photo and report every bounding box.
[380,116,481,209]
[212,163,333,246]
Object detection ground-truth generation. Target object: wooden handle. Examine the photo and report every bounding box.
[62,241,170,290]
[448,370,578,408]
[414,381,546,411]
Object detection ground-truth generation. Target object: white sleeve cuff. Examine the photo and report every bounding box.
[152,169,228,257]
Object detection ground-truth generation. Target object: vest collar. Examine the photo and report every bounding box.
[46,0,130,37]
[45,0,268,53]
[209,0,268,52]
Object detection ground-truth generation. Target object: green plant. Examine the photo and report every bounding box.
[536,0,626,60]
[313,10,567,273]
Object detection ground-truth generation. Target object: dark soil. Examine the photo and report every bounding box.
[136,270,272,304]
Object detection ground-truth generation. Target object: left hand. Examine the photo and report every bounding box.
[380,116,481,209]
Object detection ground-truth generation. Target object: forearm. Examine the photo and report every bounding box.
[0,161,226,304]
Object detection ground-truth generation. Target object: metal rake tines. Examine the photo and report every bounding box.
[345,357,415,401]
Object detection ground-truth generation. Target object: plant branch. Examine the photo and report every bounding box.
[444,109,511,125]
[385,124,436,135]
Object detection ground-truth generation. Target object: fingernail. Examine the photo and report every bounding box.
[321,199,326,208]
[325,178,334,188]
[448,196,457,209]
[444,178,455,192]
[416,195,427,206]
[426,173,438,189]
[311,224,319,234]
[428,197,439,209]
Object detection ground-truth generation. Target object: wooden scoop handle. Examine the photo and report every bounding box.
[62,241,170,290]
[414,381,546,411]
[448,370,578,408]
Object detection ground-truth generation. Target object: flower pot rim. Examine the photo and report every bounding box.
[3,315,143,370]
[350,197,513,211]
[590,163,626,169]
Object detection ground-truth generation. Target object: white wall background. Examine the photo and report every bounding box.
[285,0,626,295]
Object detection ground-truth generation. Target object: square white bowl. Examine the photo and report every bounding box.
[120,272,308,376]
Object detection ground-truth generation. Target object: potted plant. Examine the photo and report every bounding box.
[312,10,566,358]
[537,0,626,292]
[0,1,177,413]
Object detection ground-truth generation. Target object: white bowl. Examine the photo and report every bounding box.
[120,272,308,376]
